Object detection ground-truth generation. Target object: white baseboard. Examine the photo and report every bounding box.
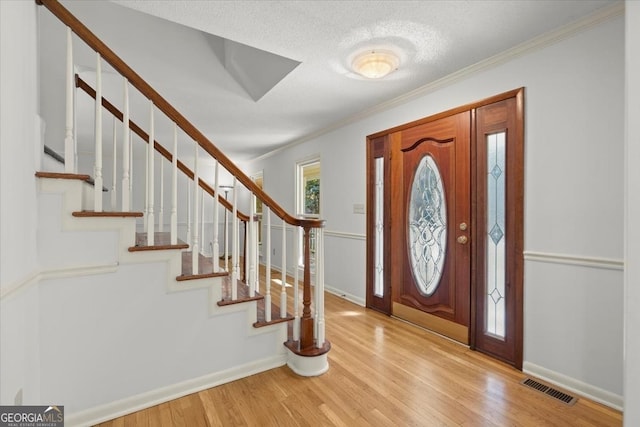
[522,361,623,411]
[65,354,288,427]
[324,284,365,307]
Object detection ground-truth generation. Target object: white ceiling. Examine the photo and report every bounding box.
[52,0,617,162]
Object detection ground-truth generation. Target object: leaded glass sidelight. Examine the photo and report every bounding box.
[408,155,447,296]
[486,132,506,339]
[374,157,385,298]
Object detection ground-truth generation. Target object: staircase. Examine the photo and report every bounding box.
[31,0,329,424]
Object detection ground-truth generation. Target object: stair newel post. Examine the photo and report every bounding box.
[212,161,219,272]
[316,227,325,347]
[248,194,256,297]
[224,200,229,272]
[170,124,178,245]
[94,52,103,212]
[300,226,314,350]
[146,102,155,245]
[64,27,75,173]
[265,207,272,322]
[231,178,238,300]
[281,220,287,318]
[111,117,117,210]
[121,78,130,211]
[192,145,200,275]
[293,225,300,341]
[159,158,164,232]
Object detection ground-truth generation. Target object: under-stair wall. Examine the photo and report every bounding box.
[32,177,288,425]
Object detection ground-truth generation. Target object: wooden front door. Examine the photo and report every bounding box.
[391,112,471,343]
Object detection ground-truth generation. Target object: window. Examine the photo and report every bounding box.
[296,158,321,217]
[296,157,320,269]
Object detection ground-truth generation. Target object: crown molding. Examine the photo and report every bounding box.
[249,1,624,164]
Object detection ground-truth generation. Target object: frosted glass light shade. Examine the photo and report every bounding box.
[352,50,399,79]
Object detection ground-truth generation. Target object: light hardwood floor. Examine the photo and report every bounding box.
[97,290,622,426]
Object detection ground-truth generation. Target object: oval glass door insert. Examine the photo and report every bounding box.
[408,155,447,296]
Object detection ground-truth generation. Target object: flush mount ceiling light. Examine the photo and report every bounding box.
[352,49,400,79]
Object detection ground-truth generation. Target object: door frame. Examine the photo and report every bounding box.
[365,88,524,368]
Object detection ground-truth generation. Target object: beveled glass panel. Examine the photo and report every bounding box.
[408,155,447,296]
[486,132,506,339]
[374,157,384,298]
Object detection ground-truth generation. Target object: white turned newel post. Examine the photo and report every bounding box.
[265,208,272,322]
[111,118,117,210]
[93,53,103,212]
[64,27,75,173]
[170,124,178,245]
[293,225,300,341]
[147,102,155,245]
[248,194,256,297]
[212,161,220,272]
[231,178,238,300]
[281,220,287,318]
[121,79,130,211]
[192,147,200,275]
[254,218,260,295]
[159,159,164,232]
[316,228,325,347]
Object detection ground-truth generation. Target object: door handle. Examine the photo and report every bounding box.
[457,235,468,244]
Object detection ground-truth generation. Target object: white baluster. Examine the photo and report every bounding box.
[265,208,272,322]
[281,220,287,318]
[224,192,230,273]
[212,161,219,272]
[121,78,130,211]
[111,117,117,210]
[186,181,191,247]
[147,102,155,245]
[94,53,103,212]
[159,159,164,232]
[314,228,319,340]
[249,194,256,297]
[200,189,204,253]
[64,27,75,173]
[143,139,148,229]
[254,214,260,295]
[293,225,300,341]
[316,228,325,347]
[231,178,238,300]
[170,124,178,245]
[129,133,133,210]
[192,146,199,275]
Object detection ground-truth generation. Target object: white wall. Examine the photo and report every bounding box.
[247,13,625,402]
[0,0,42,406]
[624,1,640,425]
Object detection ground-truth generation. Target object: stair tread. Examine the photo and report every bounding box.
[74,210,143,218]
[129,232,188,251]
[36,171,90,181]
[217,278,264,306]
[254,299,294,328]
[179,251,230,278]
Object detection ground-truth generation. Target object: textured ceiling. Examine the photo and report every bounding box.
[48,0,617,162]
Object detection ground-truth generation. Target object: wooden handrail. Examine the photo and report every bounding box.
[37,0,324,230]
[75,75,249,222]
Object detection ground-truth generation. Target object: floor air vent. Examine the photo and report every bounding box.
[521,378,578,406]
